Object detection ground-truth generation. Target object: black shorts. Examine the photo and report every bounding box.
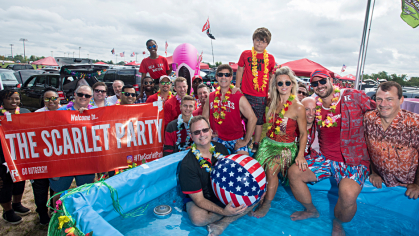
[0,165,25,203]
[244,94,266,125]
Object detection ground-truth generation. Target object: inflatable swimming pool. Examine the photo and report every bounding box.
[49,151,419,235]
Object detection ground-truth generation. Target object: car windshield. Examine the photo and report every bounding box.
[0,71,19,82]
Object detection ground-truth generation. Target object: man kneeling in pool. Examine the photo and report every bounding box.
[179,116,259,236]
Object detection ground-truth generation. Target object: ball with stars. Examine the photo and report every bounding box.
[210,154,266,207]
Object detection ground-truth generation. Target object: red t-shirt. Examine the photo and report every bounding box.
[209,91,244,141]
[146,93,172,104]
[139,56,169,80]
[318,99,344,162]
[164,96,181,128]
[238,50,276,97]
[192,106,203,116]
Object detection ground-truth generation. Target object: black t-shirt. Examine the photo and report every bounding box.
[179,141,229,206]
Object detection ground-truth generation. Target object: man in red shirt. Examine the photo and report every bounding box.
[193,83,210,116]
[203,64,257,155]
[146,75,173,104]
[234,27,276,153]
[139,39,172,85]
[192,75,203,104]
[164,77,188,128]
[287,69,375,235]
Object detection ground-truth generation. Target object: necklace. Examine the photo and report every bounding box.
[0,106,20,115]
[213,84,234,125]
[115,99,121,105]
[191,143,222,172]
[90,98,109,107]
[315,86,341,128]
[251,47,269,92]
[267,94,295,139]
[176,114,192,151]
[157,90,173,102]
[66,101,93,110]
[175,94,182,104]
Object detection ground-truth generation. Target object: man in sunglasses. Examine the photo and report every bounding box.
[163,95,195,156]
[192,75,203,106]
[91,82,110,107]
[287,69,375,234]
[179,115,251,236]
[193,83,210,116]
[107,80,124,105]
[203,64,257,155]
[139,39,172,85]
[120,85,137,105]
[146,75,173,103]
[297,83,309,102]
[136,76,155,104]
[58,85,96,112]
[164,77,188,128]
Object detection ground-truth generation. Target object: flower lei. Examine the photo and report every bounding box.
[0,106,20,115]
[191,143,222,172]
[267,94,295,138]
[89,98,110,106]
[251,47,269,92]
[66,101,93,110]
[175,94,182,104]
[176,114,192,151]
[316,86,341,128]
[157,90,173,101]
[213,84,234,125]
[115,99,121,105]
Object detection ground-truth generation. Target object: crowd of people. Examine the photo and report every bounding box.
[0,27,418,236]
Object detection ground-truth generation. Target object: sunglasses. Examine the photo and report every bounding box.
[122,92,136,97]
[148,45,157,49]
[277,81,292,87]
[94,89,106,94]
[160,81,171,85]
[144,81,154,85]
[217,73,231,77]
[311,78,327,88]
[44,97,58,102]
[76,93,92,98]
[298,91,307,96]
[192,128,210,136]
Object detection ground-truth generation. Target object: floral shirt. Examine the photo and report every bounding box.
[364,109,419,187]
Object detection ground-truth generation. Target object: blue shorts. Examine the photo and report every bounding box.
[216,137,249,154]
[306,152,368,187]
[49,174,95,193]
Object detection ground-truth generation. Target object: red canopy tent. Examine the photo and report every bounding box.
[229,62,239,72]
[31,56,58,66]
[200,62,209,69]
[95,61,107,65]
[281,58,335,78]
[340,74,356,81]
[125,61,141,66]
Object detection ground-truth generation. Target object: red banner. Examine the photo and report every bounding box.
[0,103,164,182]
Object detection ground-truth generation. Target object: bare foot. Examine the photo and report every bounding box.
[250,201,271,218]
[332,219,346,236]
[290,210,319,221]
[207,221,228,236]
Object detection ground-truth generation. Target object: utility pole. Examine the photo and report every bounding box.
[79,47,81,58]
[10,44,13,58]
[51,51,53,57]
[19,38,28,61]
[135,52,139,62]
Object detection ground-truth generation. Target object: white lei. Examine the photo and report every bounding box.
[176,114,192,151]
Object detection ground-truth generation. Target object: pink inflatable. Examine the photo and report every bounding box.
[172,43,201,94]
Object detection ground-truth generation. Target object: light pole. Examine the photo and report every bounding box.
[73,52,75,58]
[51,51,53,57]
[19,38,28,62]
[135,52,139,62]
[79,47,81,58]
[10,44,13,59]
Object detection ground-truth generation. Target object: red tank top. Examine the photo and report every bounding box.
[267,116,298,143]
[318,99,344,162]
[209,91,244,141]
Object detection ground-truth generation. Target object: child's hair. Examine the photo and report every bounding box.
[253,27,272,45]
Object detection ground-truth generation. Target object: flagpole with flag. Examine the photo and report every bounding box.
[165,41,168,57]
[202,17,215,65]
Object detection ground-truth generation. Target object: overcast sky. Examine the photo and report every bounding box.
[1,0,418,77]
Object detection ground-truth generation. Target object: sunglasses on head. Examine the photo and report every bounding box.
[311,78,327,88]
[44,97,58,102]
[148,45,157,49]
[76,93,92,98]
[298,91,307,96]
[217,73,231,77]
[122,92,136,97]
[94,89,106,94]
[144,81,154,85]
[277,81,291,87]
[192,128,210,136]
[160,81,171,85]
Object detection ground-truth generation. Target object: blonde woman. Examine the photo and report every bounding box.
[251,66,308,218]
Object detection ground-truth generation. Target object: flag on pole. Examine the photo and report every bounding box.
[202,18,210,32]
[198,51,203,63]
[120,52,125,57]
[341,64,346,72]
[400,0,419,28]
[111,48,115,55]
[206,29,215,40]
[165,41,168,56]
[130,52,135,57]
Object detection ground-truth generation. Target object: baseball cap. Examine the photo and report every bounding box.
[310,69,331,83]
[193,75,203,82]
[159,75,171,82]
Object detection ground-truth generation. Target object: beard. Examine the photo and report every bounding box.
[316,81,334,98]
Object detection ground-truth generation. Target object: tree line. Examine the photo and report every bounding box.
[363,71,419,87]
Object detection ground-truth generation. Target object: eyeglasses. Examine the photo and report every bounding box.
[94,89,106,94]
[217,73,231,77]
[44,97,58,102]
[122,92,136,97]
[147,45,157,49]
[310,78,327,88]
[160,81,171,85]
[76,93,92,98]
[277,81,291,87]
[298,91,307,96]
[192,128,210,136]
[144,81,154,85]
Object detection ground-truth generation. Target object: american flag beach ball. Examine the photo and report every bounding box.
[211,154,266,207]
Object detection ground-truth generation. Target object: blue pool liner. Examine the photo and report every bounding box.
[62,151,419,235]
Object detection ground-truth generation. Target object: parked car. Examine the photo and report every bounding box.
[6,64,34,70]
[100,67,141,96]
[14,69,45,84]
[19,64,108,111]
[0,69,21,90]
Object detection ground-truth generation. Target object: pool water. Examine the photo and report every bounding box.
[108,185,417,236]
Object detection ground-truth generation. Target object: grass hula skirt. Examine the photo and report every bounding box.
[255,137,297,185]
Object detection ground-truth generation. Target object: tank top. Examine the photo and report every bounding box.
[267,115,298,143]
[209,91,244,141]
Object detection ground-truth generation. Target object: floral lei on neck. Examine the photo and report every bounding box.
[267,94,295,138]
[213,84,234,125]
[89,98,110,107]
[177,114,192,151]
[191,143,222,172]
[316,86,341,128]
[175,94,182,104]
[251,47,269,92]
[0,106,20,115]
[66,101,93,110]
[157,90,173,101]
